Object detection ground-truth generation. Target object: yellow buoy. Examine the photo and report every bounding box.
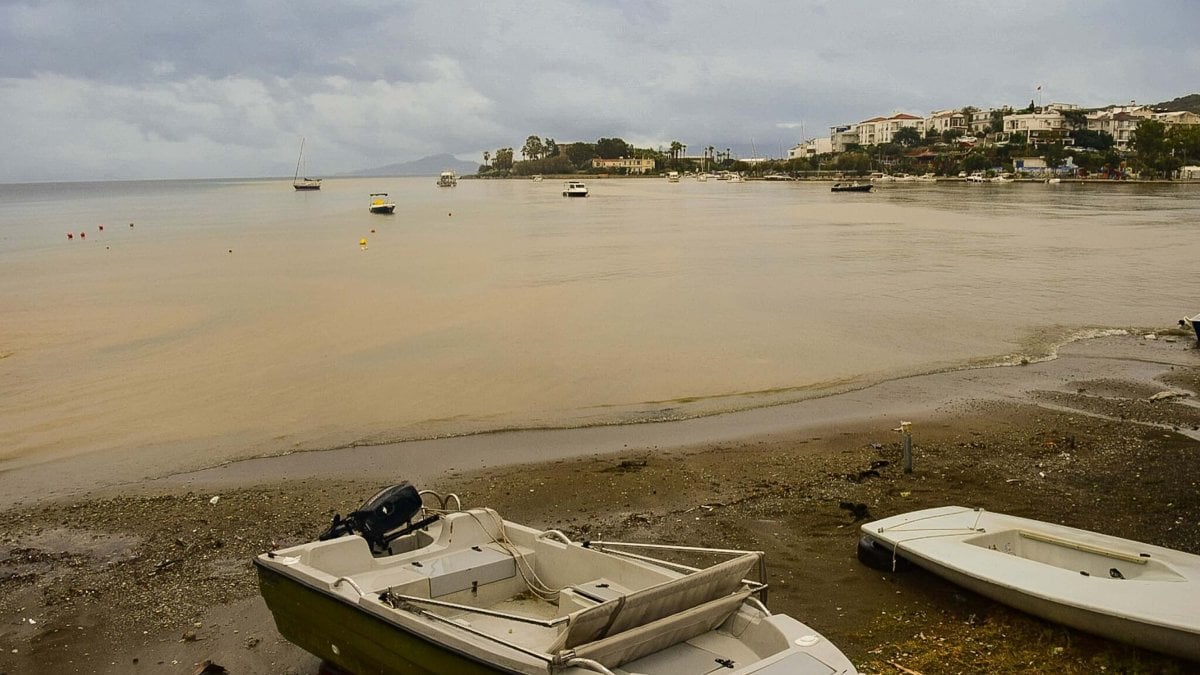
[360,238,368,250]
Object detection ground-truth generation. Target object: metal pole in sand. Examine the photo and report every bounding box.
[896,421,913,473]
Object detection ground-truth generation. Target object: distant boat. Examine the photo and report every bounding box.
[562,181,588,197]
[436,171,458,187]
[831,182,873,193]
[859,506,1200,662]
[762,174,792,181]
[368,193,395,214]
[666,171,680,183]
[292,137,322,191]
[965,173,987,183]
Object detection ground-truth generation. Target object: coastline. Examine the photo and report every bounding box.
[1,332,1194,511]
[2,332,1199,673]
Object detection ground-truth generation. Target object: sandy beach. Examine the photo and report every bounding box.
[2,332,1199,674]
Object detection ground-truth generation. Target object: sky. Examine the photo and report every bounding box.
[2,0,1198,182]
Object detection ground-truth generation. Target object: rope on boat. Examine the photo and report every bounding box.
[468,508,566,602]
[872,507,989,572]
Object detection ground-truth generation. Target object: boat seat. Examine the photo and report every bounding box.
[556,590,752,669]
[549,552,760,653]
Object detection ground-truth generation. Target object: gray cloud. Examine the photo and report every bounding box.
[1,0,1197,181]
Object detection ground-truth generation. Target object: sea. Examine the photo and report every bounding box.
[2,176,1198,472]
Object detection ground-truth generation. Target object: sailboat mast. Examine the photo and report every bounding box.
[294,137,306,182]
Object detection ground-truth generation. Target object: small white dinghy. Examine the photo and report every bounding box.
[858,506,1200,662]
[257,483,858,674]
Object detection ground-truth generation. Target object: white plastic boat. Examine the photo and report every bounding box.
[859,506,1200,661]
[258,483,858,674]
[562,181,588,197]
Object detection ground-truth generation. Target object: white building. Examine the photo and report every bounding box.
[855,113,926,146]
[1002,110,1069,144]
[788,137,833,159]
[925,109,968,137]
[1086,108,1152,149]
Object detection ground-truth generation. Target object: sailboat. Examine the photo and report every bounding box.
[292,137,322,191]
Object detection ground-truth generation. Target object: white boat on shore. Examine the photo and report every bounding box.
[858,506,1200,662]
[257,483,858,674]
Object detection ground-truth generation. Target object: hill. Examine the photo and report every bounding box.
[1153,93,1200,113]
[344,153,478,177]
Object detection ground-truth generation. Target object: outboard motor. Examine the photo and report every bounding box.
[319,482,433,553]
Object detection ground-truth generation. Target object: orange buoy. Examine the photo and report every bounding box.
[80,232,86,238]
[99,225,104,231]
[67,233,73,239]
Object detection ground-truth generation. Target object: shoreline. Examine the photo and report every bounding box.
[1,332,1199,673]
[1,332,1196,512]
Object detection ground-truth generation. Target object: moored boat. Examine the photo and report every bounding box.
[831,183,872,193]
[257,483,859,675]
[858,506,1200,662]
[562,181,588,197]
[369,193,396,214]
[292,137,322,191]
[437,171,458,187]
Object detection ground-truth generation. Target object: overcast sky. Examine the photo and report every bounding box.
[2,0,1197,182]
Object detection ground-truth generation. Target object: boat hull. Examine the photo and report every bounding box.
[293,183,321,191]
[831,184,872,193]
[370,205,396,214]
[862,506,1200,662]
[257,561,506,675]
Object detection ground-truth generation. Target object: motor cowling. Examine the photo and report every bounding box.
[320,482,425,552]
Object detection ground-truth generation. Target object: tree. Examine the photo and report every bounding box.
[942,128,965,143]
[564,142,597,168]
[1169,124,1200,165]
[1071,129,1114,151]
[483,151,490,167]
[989,109,1006,134]
[544,138,559,157]
[668,141,683,159]
[1062,109,1088,129]
[493,147,514,171]
[595,137,630,159]
[521,136,544,161]
[894,127,922,147]
[1132,119,1174,177]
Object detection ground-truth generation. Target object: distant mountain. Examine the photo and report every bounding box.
[1153,93,1200,113]
[344,153,478,177]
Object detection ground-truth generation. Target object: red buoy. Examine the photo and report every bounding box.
[67,233,73,239]
[80,232,86,238]
[99,225,104,231]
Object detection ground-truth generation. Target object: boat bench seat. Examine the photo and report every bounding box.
[548,552,761,668]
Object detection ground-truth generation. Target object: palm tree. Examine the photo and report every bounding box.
[483,151,491,167]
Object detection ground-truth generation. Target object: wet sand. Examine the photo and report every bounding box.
[2,333,1199,674]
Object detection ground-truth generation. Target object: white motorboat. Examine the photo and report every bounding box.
[964,173,987,183]
[858,506,1200,662]
[665,171,680,183]
[437,171,458,187]
[369,193,396,214]
[562,181,588,197]
[257,483,858,675]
